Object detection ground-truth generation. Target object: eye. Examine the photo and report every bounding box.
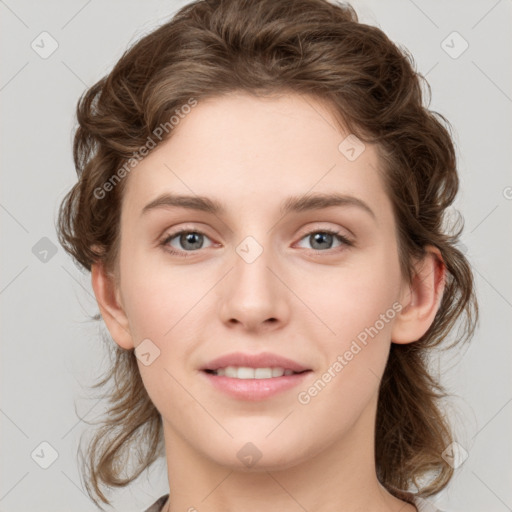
[295,229,353,253]
[160,229,214,256]
[160,227,353,257]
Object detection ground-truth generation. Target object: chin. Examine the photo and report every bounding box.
[197,431,314,472]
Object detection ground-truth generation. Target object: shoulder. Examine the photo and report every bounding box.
[412,495,447,512]
[143,494,169,512]
[392,488,446,512]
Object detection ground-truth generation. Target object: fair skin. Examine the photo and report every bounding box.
[91,92,445,512]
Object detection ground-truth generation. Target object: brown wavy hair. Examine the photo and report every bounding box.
[56,0,479,508]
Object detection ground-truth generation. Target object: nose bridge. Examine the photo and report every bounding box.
[232,231,277,298]
[217,230,287,328]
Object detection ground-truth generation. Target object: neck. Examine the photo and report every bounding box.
[160,393,416,512]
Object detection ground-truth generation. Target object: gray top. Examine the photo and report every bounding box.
[143,493,445,512]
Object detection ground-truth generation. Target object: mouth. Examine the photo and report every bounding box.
[201,366,312,401]
[199,352,312,400]
[203,366,310,379]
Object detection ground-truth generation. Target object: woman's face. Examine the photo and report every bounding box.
[110,92,411,469]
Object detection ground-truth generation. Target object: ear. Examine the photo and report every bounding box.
[391,245,446,344]
[91,260,135,350]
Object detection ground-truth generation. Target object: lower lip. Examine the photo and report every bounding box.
[201,371,311,401]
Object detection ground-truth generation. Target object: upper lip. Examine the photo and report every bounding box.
[201,352,311,373]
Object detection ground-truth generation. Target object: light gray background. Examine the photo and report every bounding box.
[1,1,511,511]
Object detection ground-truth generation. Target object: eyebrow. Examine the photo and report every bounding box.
[141,192,376,220]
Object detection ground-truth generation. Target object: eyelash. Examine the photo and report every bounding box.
[159,228,353,257]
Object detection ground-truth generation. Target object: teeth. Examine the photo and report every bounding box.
[212,366,297,379]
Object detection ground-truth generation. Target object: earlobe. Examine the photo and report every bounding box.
[90,261,135,350]
[391,246,446,345]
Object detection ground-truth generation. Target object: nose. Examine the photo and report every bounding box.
[217,238,290,333]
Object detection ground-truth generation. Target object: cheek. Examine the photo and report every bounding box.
[295,255,401,424]
[119,258,201,413]
[300,249,402,412]
[306,250,402,342]
[118,245,189,339]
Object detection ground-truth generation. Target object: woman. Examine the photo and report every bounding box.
[57,1,478,511]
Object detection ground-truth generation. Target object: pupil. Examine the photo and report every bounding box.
[312,232,332,250]
[182,232,202,250]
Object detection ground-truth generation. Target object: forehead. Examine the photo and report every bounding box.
[122,92,391,221]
